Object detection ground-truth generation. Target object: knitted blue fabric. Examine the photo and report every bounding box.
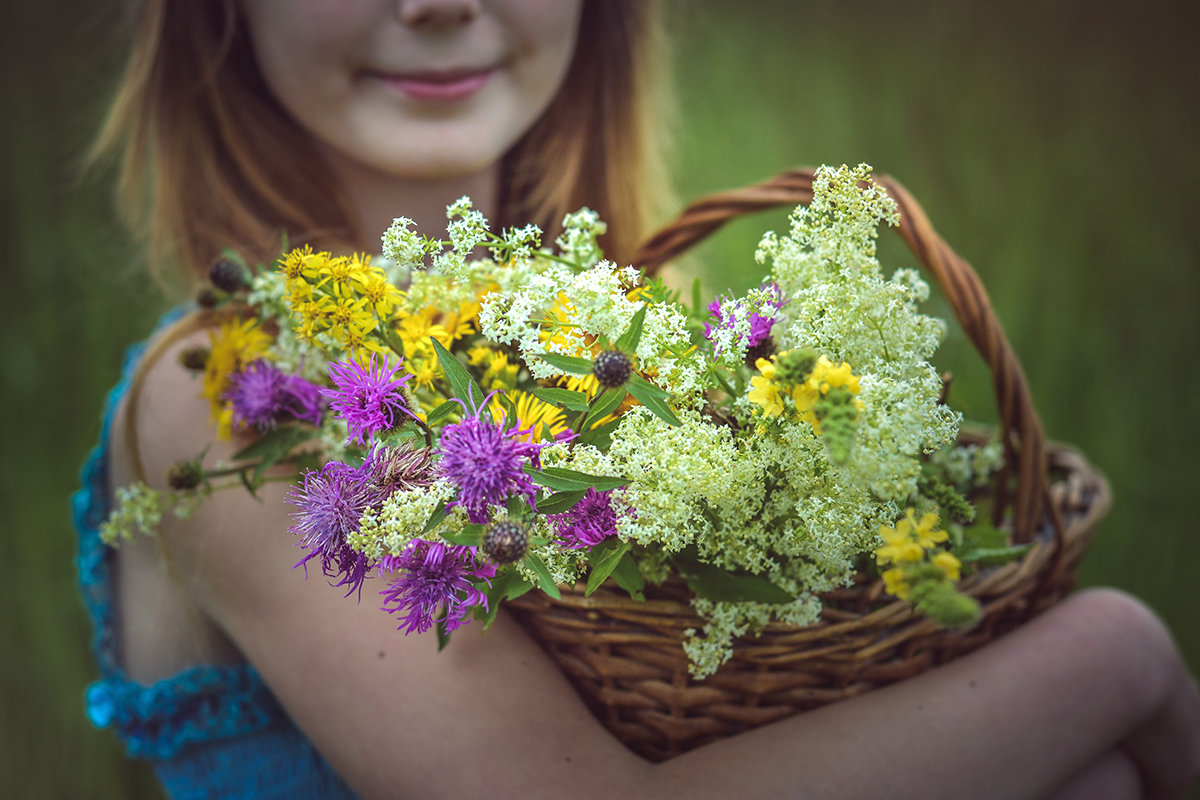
[73,309,358,799]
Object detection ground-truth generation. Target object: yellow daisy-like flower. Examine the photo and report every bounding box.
[489,390,568,443]
[468,345,519,391]
[353,267,405,321]
[320,291,377,346]
[406,356,440,390]
[399,312,452,352]
[440,299,482,343]
[203,318,272,437]
[278,244,314,284]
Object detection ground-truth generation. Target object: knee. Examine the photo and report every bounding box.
[1057,588,1181,715]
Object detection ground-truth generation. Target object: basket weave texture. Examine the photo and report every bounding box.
[505,168,1110,761]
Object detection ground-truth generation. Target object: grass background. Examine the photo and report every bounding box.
[3,1,1197,796]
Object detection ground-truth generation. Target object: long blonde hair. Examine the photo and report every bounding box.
[92,0,672,282]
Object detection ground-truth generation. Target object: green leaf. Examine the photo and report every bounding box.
[231,424,320,463]
[435,618,451,651]
[585,541,631,596]
[431,337,485,409]
[577,415,622,449]
[535,352,594,375]
[523,552,561,600]
[957,543,1032,568]
[237,426,321,485]
[614,306,648,354]
[523,465,628,493]
[581,387,626,430]
[441,524,484,548]
[610,551,646,601]
[532,387,591,412]
[691,276,703,318]
[476,571,534,630]
[238,469,260,500]
[536,488,588,515]
[626,376,680,426]
[627,373,670,398]
[425,399,460,425]
[673,552,794,604]
[420,501,448,535]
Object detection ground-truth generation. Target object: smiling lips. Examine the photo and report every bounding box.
[376,68,496,102]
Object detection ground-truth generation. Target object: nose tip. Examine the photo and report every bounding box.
[398,0,480,29]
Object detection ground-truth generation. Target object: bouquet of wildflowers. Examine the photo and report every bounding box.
[104,164,1023,678]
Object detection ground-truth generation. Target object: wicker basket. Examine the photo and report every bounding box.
[506,168,1111,762]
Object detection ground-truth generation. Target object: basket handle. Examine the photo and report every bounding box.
[634,167,1057,545]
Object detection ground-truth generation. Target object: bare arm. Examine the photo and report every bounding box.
[125,330,1200,800]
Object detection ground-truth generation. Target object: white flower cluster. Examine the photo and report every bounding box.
[555,207,608,269]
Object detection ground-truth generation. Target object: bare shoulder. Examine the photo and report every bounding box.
[111,313,649,797]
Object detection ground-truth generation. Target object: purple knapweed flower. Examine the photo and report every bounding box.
[378,540,496,634]
[281,373,325,426]
[323,353,414,445]
[703,283,787,352]
[548,488,627,549]
[438,399,546,524]
[226,359,325,432]
[286,459,379,598]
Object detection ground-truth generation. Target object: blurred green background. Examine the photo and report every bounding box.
[3,0,1197,796]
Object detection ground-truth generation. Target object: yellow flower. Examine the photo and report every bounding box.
[875,522,924,566]
[882,568,911,600]
[203,318,272,437]
[405,356,440,390]
[354,267,405,321]
[809,355,862,396]
[321,291,377,346]
[490,390,568,442]
[749,357,786,417]
[901,508,948,550]
[932,552,961,582]
[468,345,519,391]
[399,312,451,352]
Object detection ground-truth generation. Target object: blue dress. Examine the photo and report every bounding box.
[73,310,358,799]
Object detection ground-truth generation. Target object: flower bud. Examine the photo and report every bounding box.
[484,520,528,564]
[166,460,204,491]
[178,346,210,372]
[592,350,632,389]
[209,258,250,293]
[196,286,221,309]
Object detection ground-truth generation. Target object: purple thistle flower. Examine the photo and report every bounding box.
[281,373,325,426]
[549,488,626,549]
[226,359,325,432]
[323,353,414,445]
[438,404,546,524]
[378,540,495,634]
[703,283,787,352]
[363,442,440,498]
[286,459,379,598]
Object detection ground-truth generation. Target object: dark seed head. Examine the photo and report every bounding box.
[166,460,204,491]
[592,350,632,389]
[178,346,210,372]
[209,258,250,293]
[484,520,529,564]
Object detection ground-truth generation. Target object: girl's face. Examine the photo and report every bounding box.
[240,0,583,182]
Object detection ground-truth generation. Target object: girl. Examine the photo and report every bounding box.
[78,1,1200,798]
